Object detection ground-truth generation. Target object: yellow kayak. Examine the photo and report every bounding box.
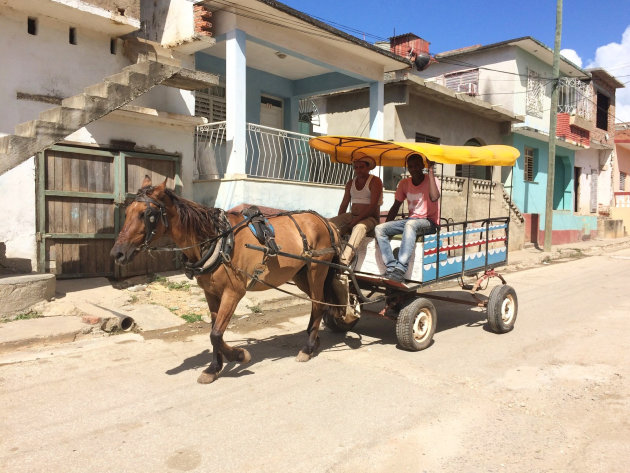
[309,136,520,167]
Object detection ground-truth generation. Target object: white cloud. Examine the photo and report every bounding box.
[587,25,630,124]
[560,49,582,67]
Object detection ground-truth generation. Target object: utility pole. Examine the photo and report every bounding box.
[544,0,563,251]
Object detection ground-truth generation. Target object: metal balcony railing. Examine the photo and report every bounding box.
[558,77,593,120]
[194,122,352,186]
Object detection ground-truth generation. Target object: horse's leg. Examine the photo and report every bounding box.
[198,289,249,384]
[203,290,252,365]
[296,262,329,362]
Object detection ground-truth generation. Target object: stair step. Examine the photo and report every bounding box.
[84,81,131,99]
[0,134,37,154]
[0,135,39,175]
[62,93,110,113]
[14,120,74,139]
[39,106,88,129]
[105,70,152,95]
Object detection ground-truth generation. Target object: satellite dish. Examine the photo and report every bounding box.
[299,99,320,126]
[414,52,431,71]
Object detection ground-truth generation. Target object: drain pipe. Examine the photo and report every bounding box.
[101,314,136,332]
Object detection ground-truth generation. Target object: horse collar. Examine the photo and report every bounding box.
[183,210,235,279]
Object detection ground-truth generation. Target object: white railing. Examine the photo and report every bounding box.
[194,122,352,186]
[558,77,593,120]
[195,121,227,180]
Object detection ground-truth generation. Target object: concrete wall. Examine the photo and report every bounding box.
[319,83,509,189]
[88,0,140,18]
[615,143,630,191]
[609,208,630,236]
[0,5,197,271]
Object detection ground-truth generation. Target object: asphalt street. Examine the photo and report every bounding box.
[1,248,629,473]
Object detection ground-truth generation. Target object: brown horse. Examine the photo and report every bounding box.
[110,176,344,384]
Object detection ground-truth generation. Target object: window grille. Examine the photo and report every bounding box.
[524,147,536,182]
[558,77,592,120]
[621,172,627,191]
[526,69,544,118]
[444,69,479,96]
[195,86,227,122]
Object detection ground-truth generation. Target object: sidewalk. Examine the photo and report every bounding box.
[2,235,629,355]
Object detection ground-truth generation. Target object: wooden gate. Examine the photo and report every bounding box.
[37,145,182,279]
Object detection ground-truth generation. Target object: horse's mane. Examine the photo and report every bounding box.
[166,189,226,239]
[139,186,225,240]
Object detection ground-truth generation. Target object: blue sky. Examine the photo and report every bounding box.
[281,0,630,123]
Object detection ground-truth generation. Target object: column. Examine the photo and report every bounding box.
[369,80,384,140]
[225,29,247,177]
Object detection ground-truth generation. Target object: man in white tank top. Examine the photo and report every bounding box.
[329,152,383,265]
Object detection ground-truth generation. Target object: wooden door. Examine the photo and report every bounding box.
[38,145,181,279]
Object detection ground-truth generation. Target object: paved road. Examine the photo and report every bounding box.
[1,249,629,473]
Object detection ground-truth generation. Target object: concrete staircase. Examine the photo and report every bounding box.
[0,60,181,176]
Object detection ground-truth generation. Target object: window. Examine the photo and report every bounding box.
[444,69,479,96]
[596,92,610,131]
[526,69,544,118]
[195,86,226,122]
[69,27,77,45]
[110,38,117,55]
[621,172,627,191]
[524,147,536,182]
[456,138,491,180]
[415,132,440,144]
[27,17,37,35]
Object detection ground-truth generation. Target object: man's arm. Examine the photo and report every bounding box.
[385,200,403,222]
[337,181,352,215]
[427,164,441,202]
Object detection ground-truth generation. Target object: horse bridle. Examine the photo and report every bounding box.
[135,194,169,249]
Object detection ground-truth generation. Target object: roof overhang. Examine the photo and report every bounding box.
[437,36,588,79]
[513,125,593,151]
[588,68,625,89]
[1,0,140,36]
[199,0,411,82]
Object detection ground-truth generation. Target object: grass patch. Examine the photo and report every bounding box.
[165,281,191,291]
[181,313,203,323]
[3,310,43,323]
[128,294,139,304]
[248,304,262,314]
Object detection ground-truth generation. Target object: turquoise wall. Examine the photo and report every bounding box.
[510,134,596,232]
[195,53,364,132]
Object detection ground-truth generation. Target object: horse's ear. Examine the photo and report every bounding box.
[153,177,168,194]
[141,175,152,187]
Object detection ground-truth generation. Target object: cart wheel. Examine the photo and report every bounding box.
[396,297,437,351]
[487,284,518,333]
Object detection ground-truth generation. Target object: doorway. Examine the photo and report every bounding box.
[574,166,581,212]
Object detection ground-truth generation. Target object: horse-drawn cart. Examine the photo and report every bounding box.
[309,136,520,351]
[111,135,521,384]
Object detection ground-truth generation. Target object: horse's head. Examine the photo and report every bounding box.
[110,175,170,265]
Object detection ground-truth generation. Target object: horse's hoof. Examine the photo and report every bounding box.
[239,348,251,363]
[197,370,219,384]
[295,350,312,362]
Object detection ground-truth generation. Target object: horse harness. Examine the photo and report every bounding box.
[186,207,339,286]
[133,190,339,284]
[136,194,170,250]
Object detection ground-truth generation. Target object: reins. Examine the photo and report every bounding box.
[133,193,377,307]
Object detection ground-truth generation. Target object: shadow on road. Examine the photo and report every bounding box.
[164,317,395,378]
